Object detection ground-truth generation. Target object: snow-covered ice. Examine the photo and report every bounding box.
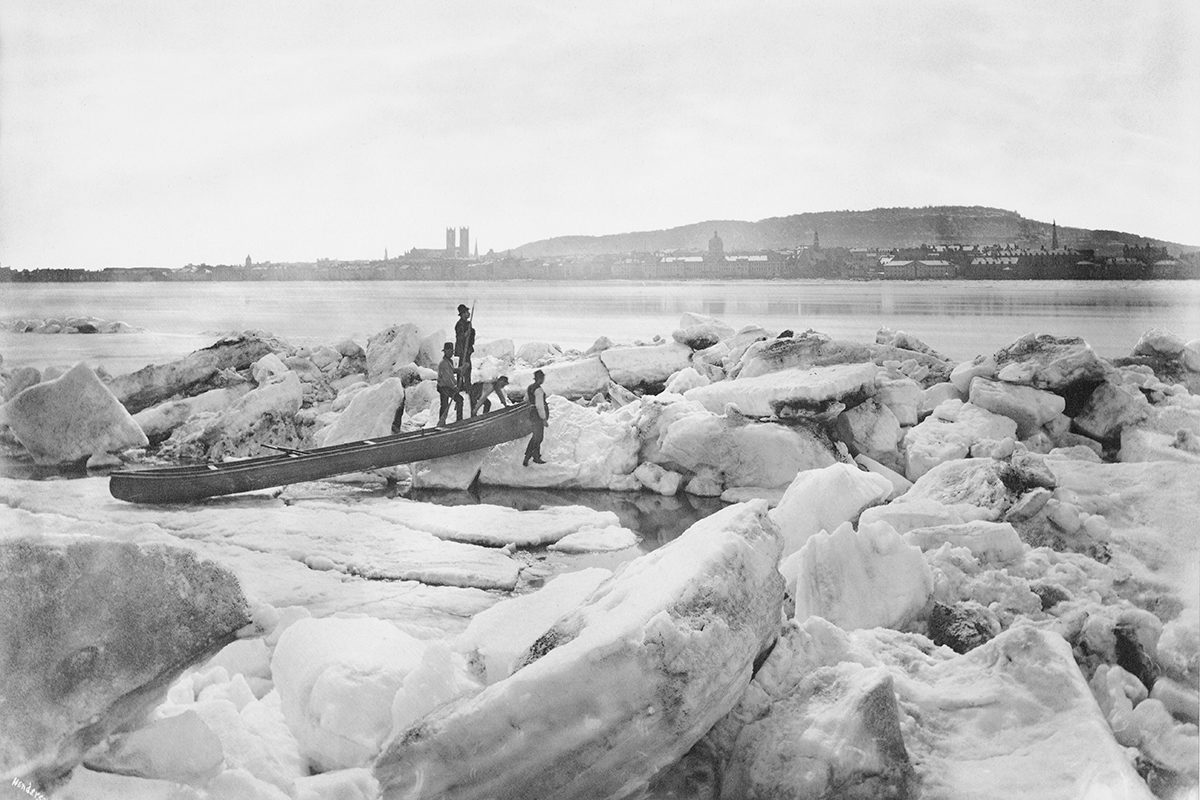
[454,568,612,684]
[316,377,405,446]
[1049,459,1200,633]
[548,525,640,553]
[2,362,148,464]
[769,462,893,558]
[903,520,1026,565]
[599,342,693,388]
[901,399,1018,479]
[712,617,1156,799]
[271,617,477,771]
[327,496,637,549]
[374,501,785,800]
[133,385,249,441]
[791,520,933,630]
[684,362,878,417]
[656,407,838,489]
[968,376,1066,438]
[505,356,610,399]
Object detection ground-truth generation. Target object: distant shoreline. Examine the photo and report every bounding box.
[5,277,1200,284]
[4,272,1200,285]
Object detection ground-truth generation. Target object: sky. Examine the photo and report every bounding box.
[1,1,1197,269]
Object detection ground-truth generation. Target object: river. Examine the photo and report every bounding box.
[3,279,1199,374]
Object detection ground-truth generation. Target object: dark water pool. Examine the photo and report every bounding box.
[407,486,728,589]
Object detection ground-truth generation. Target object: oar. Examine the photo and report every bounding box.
[262,443,309,456]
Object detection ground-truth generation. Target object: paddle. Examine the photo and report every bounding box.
[262,443,309,456]
[468,300,476,357]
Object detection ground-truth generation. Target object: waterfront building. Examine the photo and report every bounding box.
[882,260,916,280]
[914,259,955,279]
[965,255,1020,279]
[658,255,702,280]
[724,254,776,279]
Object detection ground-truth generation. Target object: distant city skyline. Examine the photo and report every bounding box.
[1,1,1197,269]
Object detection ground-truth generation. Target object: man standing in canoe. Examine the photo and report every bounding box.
[523,369,548,466]
[437,342,463,426]
[454,303,475,411]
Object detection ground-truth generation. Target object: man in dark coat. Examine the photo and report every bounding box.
[454,304,475,410]
[523,369,548,466]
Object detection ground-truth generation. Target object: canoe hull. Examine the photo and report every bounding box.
[109,403,534,504]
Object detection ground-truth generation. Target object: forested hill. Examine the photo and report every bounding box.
[513,206,1194,257]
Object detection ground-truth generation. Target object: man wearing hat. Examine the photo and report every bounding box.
[436,342,464,426]
[523,369,548,466]
[470,374,511,416]
[453,303,475,409]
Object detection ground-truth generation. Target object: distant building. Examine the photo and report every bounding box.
[659,254,703,279]
[914,259,955,279]
[408,247,450,259]
[421,226,474,260]
[882,260,916,280]
[1151,259,1184,279]
[966,255,1020,279]
[880,259,955,279]
[101,266,171,281]
[707,231,724,261]
[1122,243,1169,264]
[845,249,885,280]
[724,254,776,279]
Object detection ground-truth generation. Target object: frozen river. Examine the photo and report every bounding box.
[3,279,1199,374]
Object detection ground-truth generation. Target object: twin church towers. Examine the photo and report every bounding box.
[445,226,473,258]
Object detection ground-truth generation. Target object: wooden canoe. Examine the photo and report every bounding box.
[109,402,535,504]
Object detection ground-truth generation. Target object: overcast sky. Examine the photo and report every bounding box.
[2,1,1197,268]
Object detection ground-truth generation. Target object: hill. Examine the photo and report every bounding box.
[513,206,1196,257]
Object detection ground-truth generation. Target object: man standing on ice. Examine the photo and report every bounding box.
[453,303,475,410]
[436,342,464,426]
[523,369,548,466]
